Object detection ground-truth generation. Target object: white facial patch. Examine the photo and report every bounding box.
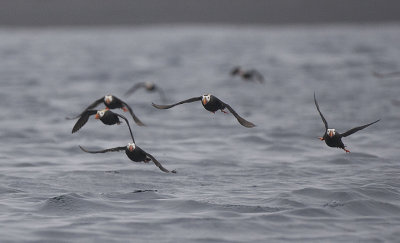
[127,142,136,151]
[327,129,336,136]
[97,110,105,118]
[145,81,154,89]
[104,95,113,103]
[202,94,211,102]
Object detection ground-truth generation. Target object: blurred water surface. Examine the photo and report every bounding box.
[0,24,400,242]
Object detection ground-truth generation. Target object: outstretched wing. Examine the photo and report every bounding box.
[340,119,380,137]
[116,113,135,143]
[145,152,175,173]
[314,92,328,130]
[250,69,264,83]
[152,96,202,109]
[124,82,146,97]
[222,102,255,128]
[66,97,103,120]
[372,71,400,78]
[114,96,145,126]
[79,145,126,153]
[72,110,97,133]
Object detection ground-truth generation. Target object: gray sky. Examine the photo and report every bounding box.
[0,0,399,26]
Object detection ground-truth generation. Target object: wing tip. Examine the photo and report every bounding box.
[152,102,166,109]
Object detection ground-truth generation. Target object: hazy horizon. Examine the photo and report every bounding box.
[0,0,399,27]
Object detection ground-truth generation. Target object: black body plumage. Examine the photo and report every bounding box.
[314,92,380,152]
[152,94,255,128]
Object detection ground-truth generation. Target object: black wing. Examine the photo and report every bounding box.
[79,145,126,153]
[114,96,145,126]
[115,113,135,143]
[145,152,175,173]
[250,70,264,83]
[124,82,146,97]
[152,96,202,109]
[66,97,103,120]
[314,92,328,130]
[340,119,380,137]
[72,110,97,133]
[222,102,255,128]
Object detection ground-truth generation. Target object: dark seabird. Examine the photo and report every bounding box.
[231,66,264,83]
[314,93,380,153]
[125,81,167,102]
[372,71,400,78]
[79,143,176,173]
[67,95,145,126]
[72,109,135,142]
[152,94,255,128]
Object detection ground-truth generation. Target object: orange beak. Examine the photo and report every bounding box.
[202,98,207,105]
[128,145,134,152]
[95,114,100,119]
[328,130,334,138]
[105,98,111,104]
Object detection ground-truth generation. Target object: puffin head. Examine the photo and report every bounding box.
[145,81,155,90]
[127,142,136,152]
[327,129,336,138]
[231,66,241,75]
[95,109,106,119]
[104,95,113,105]
[202,94,211,105]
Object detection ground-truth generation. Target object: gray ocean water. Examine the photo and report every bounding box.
[1,24,400,242]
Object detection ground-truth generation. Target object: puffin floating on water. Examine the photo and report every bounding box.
[125,81,167,102]
[152,94,255,128]
[231,66,264,83]
[67,95,145,126]
[72,109,135,142]
[79,143,176,173]
[314,93,380,153]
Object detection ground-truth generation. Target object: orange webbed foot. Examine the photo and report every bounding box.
[318,137,324,141]
[221,109,228,114]
[122,107,128,112]
[344,148,350,153]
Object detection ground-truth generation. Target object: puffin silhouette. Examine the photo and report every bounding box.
[79,144,176,173]
[314,93,380,153]
[71,109,135,142]
[152,94,255,128]
[66,95,144,126]
[125,81,167,102]
[372,71,400,79]
[231,66,264,83]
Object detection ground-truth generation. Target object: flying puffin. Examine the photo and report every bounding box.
[231,66,264,83]
[72,109,135,142]
[314,93,380,153]
[372,71,400,78]
[125,81,167,102]
[79,143,176,173]
[152,94,255,128]
[66,95,145,126]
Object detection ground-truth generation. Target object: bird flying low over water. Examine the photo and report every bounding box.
[125,81,167,102]
[372,71,400,78]
[314,93,380,153]
[72,109,135,142]
[231,66,264,83]
[66,95,145,126]
[152,94,255,128]
[79,143,176,173]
